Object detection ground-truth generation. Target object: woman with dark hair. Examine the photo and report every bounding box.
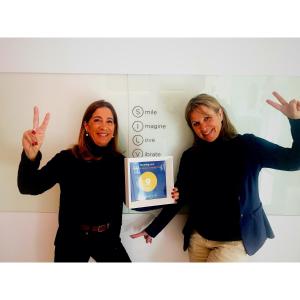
[131,91,300,262]
[18,100,131,262]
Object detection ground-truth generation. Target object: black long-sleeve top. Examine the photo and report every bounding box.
[18,150,125,242]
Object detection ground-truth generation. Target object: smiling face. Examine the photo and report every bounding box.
[84,107,115,147]
[190,105,223,142]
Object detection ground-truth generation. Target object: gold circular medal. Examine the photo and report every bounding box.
[138,172,157,192]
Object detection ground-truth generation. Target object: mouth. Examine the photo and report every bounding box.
[202,128,214,137]
[96,132,110,137]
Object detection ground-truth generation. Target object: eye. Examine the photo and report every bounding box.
[204,116,211,122]
[107,119,114,124]
[191,121,200,127]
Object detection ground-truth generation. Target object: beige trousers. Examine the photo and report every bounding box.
[188,231,248,262]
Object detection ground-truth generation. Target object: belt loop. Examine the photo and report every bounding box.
[97,223,109,232]
[80,223,110,233]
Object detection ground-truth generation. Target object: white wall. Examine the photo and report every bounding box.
[1,38,300,262]
[1,38,300,75]
[1,212,300,262]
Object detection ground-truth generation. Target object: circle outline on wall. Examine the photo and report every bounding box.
[132,149,143,157]
[132,121,144,132]
[132,135,144,146]
[132,106,144,118]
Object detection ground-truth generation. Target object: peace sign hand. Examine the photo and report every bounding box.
[266,91,300,119]
[22,106,50,160]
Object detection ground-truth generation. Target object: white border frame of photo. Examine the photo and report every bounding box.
[124,156,175,209]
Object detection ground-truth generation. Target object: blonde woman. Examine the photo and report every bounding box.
[132,92,300,262]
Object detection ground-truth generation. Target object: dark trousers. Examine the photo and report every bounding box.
[54,231,131,262]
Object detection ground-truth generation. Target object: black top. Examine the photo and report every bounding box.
[18,149,125,242]
[178,136,245,241]
[176,136,245,241]
[145,136,247,241]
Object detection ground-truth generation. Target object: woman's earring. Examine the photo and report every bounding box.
[85,131,89,137]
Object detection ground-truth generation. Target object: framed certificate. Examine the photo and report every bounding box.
[124,156,175,209]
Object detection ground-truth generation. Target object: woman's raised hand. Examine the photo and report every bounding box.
[22,106,50,160]
[266,91,300,119]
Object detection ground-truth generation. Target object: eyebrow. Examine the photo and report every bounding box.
[191,112,212,119]
[92,115,114,120]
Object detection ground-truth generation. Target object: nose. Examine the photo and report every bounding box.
[99,123,107,130]
[199,123,207,132]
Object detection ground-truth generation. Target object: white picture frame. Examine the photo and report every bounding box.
[124,156,175,209]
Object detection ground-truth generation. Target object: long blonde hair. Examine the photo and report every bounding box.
[185,93,238,143]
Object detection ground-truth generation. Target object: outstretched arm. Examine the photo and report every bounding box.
[266,91,300,119]
[18,106,57,195]
[130,187,180,244]
[250,91,300,171]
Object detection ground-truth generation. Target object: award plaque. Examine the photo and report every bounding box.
[124,156,175,209]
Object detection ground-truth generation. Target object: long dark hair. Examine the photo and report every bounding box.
[72,100,120,160]
[185,93,238,143]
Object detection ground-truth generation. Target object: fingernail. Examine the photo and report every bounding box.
[32,142,35,146]
[32,130,36,135]
[34,142,38,146]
